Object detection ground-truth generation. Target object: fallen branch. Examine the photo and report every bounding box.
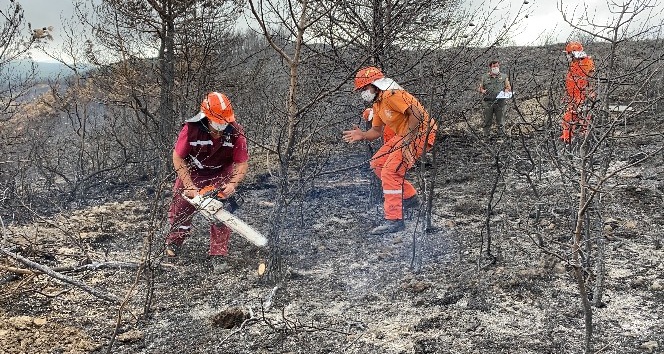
[0,246,121,304]
[0,265,33,275]
[217,314,260,346]
[0,261,175,276]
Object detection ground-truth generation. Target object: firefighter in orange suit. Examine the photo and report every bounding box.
[343,67,437,235]
[562,41,596,143]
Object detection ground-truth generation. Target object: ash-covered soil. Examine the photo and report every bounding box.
[1,125,663,354]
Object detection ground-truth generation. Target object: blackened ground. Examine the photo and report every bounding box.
[1,129,663,354]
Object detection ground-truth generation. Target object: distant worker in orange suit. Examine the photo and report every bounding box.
[343,67,437,235]
[562,41,596,143]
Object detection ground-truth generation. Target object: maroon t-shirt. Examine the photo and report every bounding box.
[174,121,249,178]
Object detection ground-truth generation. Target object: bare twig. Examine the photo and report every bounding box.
[1,216,119,303]
[0,245,120,303]
[0,261,174,275]
[263,284,280,312]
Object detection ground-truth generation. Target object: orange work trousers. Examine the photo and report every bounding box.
[561,104,591,143]
[370,133,434,220]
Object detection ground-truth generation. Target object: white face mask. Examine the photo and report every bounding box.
[361,89,376,102]
[490,67,500,75]
[209,121,228,131]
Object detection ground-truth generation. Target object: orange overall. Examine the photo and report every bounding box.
[370,90,437,220]
[562,56,595,143]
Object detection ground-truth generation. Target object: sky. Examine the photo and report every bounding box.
[508,0,620,45]
[8,0,664,61]
[9,0,82,62]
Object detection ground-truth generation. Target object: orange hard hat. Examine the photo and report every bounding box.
[354,66,384,91]
[565,41,583,53]
[362,108,374,121]
[201,92,235,123]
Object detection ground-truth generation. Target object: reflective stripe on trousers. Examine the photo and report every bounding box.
[370,135,426,220]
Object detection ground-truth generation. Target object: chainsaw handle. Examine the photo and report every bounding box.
[198,185,225,199]
[183,192,244,214]
[203,188,226,199]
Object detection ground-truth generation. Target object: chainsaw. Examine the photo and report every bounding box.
[184,188,268,247]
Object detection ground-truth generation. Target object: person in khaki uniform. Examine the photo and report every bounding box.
[478,60,511,135]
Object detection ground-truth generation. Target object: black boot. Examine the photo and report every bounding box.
[403,195,420,209]
[369,219,405,235]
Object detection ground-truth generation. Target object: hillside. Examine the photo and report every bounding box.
[3,59,89,82]
[1,38,663,353]
[1,122,662,354]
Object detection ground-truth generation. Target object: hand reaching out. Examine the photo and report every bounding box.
[343,125,365,143]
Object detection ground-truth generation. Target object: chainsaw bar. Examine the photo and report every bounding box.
[186,195,268,247]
